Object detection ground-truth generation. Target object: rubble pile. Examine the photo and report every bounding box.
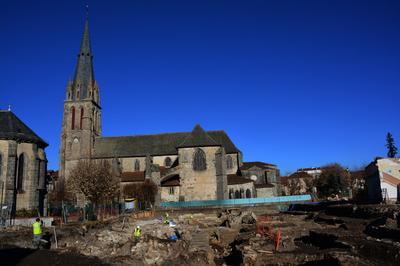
[0,204,399,265]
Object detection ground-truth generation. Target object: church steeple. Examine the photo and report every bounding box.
[72,18,95,100]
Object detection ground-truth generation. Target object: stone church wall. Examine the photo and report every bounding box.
[152,155,178,168]
[256,187,274,198]
[0,140,46,211]
[160,186,180,202]
[120,157,146,172]
[0,140,10,205]
[178,146,222,201]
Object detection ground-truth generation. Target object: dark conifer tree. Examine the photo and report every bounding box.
[386,132,398,158]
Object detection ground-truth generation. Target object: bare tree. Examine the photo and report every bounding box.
[48,177,73,203]
[68,160,120,211]
[287,178,302,195]
[315,163,351,198]
[122,179,158,209]
[287,176,313,195]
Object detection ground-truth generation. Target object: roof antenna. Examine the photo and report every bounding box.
[8,104,11,111]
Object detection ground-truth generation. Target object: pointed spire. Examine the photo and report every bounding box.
[72,16,95,100]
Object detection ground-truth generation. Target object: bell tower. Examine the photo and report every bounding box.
[59,17,101,179]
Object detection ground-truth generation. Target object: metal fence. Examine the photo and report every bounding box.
[48,201,122,224]
[160,195,312,208]
[48,200,153,224]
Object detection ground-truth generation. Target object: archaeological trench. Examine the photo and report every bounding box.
[0,203,399,265]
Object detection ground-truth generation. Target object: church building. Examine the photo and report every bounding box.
[0,110,48,214]
[59,18,277,203]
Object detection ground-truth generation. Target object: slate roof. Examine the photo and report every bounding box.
[255,183,274,188]
[227,174,254,185]
[240,161,277,170]
[0,111,48,148]
[177,124,219,148]
[93,125,240,158]
[72,18,95,100]
[297,167,321,171]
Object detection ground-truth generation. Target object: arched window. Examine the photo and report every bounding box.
[193,148,207,171]
[246,189,251,198]
[76,90,80,99]
[226,155,233,169]
[134,159,140,171]
[71,107,75,130]
[235,190,240,199]
[80,107,84,129]
[92,108,95,131]
[240,188,245,198]
[229,189,234,199]
[164,157,172,167]
[17,154,25,192]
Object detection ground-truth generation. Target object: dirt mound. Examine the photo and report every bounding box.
[0,246,107,266]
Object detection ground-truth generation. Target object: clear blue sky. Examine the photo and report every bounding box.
[1,1,399,174]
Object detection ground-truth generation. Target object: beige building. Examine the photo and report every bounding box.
[365,158,400,202]
[0,110,48,215]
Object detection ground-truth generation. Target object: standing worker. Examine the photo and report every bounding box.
[32,218,42,248]
[133,225,141,241]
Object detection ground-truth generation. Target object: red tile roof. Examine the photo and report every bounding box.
[288,171,313,179]
[227,174,254,185]
[280,176,289,186]
[161,174,180,187]
[159,166,169,176]
[382,172,400,187]
[120,171,145,182]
